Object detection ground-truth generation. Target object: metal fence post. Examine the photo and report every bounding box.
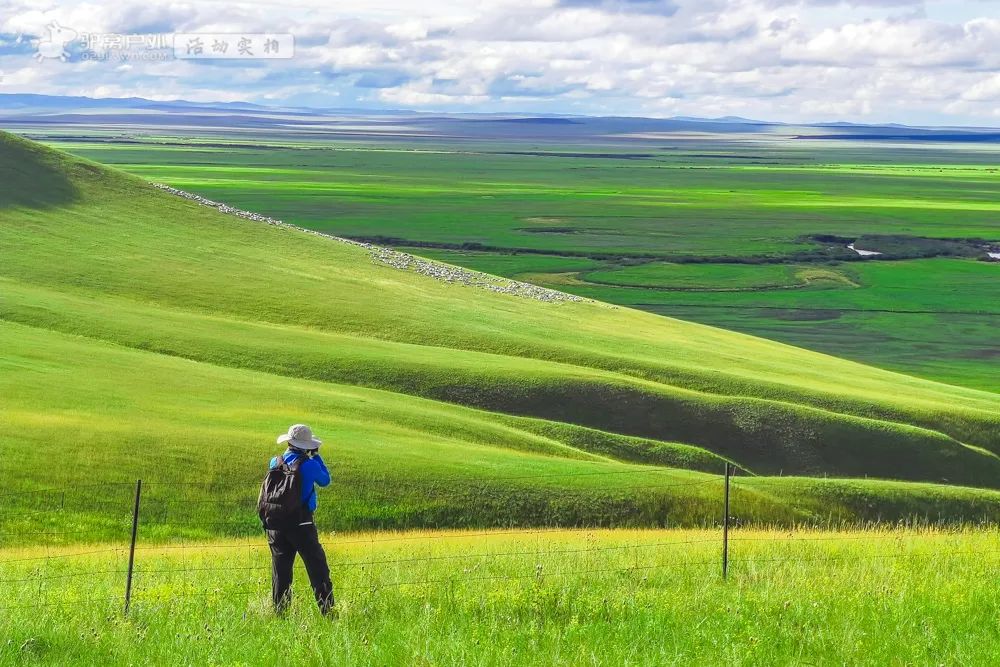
[124,479,142,614]
[722,463,731,580]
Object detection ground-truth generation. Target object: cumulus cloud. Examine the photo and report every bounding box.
[962,72,1000,101]
[0,0,997,125]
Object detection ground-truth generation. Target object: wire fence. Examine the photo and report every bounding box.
[1,465,997,615]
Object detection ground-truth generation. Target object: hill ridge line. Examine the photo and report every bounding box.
[1,304,983,470]
[0,280,949,432]
[152,183,585,304]
[0,316,710,469]
[11,265,993,440]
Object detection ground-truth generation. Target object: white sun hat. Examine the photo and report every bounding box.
[277,423,323,451]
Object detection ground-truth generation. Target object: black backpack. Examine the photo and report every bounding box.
[257,455,305,529]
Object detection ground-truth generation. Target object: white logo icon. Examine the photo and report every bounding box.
[34,21,77,61]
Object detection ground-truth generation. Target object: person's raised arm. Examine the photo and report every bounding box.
[312,453,331,487]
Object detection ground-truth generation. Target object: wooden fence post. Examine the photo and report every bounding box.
[124,479,142,614]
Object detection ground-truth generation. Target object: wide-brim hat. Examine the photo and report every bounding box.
[277,423,322,451]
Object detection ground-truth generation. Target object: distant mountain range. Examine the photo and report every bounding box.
[1,93,998,141]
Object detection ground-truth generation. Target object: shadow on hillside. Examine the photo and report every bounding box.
[0,132,81,209]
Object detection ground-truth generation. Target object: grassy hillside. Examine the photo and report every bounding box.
[1,131,999,531]
[45,133,1000,390]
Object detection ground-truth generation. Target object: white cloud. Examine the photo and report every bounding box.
[962,73,1000,102]
[0,0,998,125]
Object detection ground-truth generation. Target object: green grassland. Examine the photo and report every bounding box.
[426,250,1000,390]
[42,139,1000,257]
[2,528,999,665]
[2,131,1000,532]
[567,262,846,290]
[37,133,999,390]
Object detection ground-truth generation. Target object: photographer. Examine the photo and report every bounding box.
[258,424,334,615]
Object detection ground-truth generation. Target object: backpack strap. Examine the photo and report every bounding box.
[288,454,315,505]
[273,451,309,469]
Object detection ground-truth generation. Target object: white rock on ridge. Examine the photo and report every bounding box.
[152,183,584,304]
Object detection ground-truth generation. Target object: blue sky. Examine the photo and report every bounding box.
[1,0,998,125]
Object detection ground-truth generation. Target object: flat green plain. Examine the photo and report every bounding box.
[37,133,999,391]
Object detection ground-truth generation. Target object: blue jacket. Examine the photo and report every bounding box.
[269,450,331,513]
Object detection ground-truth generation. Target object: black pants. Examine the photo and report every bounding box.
[265,515,334,614]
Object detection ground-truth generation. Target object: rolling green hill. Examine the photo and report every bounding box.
[1,131,999,532]
[45,132,999,391]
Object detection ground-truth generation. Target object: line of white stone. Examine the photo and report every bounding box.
[152,182,584,303]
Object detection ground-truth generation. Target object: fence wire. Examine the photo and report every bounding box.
[0,469,996,614]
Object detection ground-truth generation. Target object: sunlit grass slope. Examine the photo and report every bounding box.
[2,529,999,665]
[6,320,998,538]
[1,131,999,525]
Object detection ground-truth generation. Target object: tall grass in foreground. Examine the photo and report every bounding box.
[2,528,997,665]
